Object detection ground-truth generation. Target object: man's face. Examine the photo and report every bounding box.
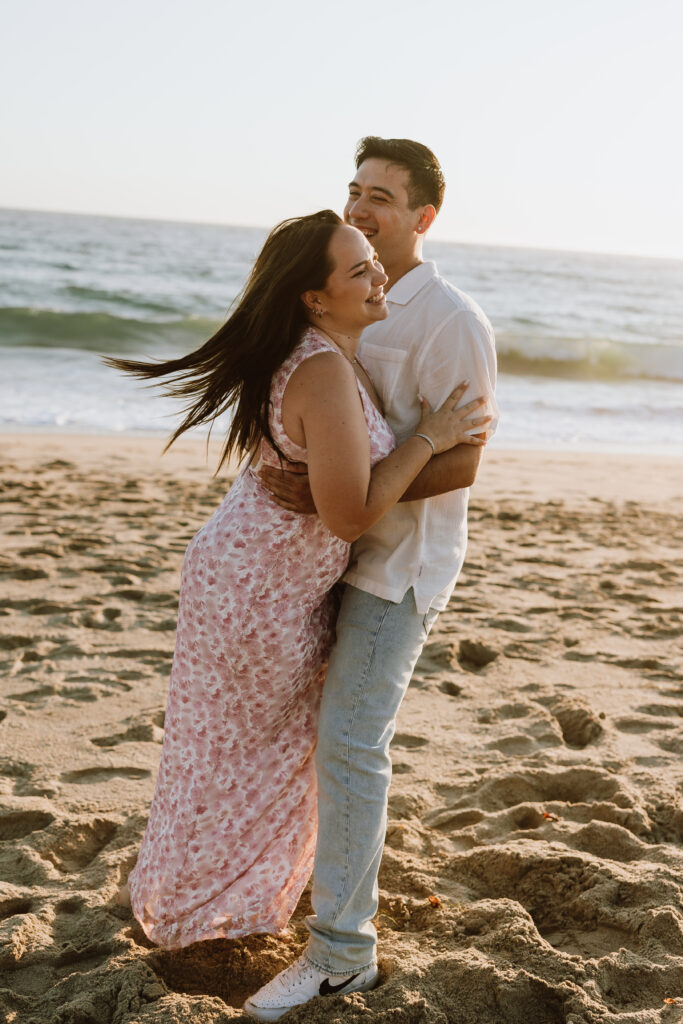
[343,158,423,268]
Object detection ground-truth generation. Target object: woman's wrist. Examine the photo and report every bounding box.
[413,432,436,456]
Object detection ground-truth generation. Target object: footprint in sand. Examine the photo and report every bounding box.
[495,702,533,720]
[439,765,641,823]
[479,702,564,755]
[391,733,429,750]
[614,716,675,734]
[613,655,678,675]
[19,650,43,664]
[90,559,147,576]
[457,639,499,672]
[112,588,146,601]
[41,818,119,872]
[502,640,544,662]
[24,600,64,615]
[0,897,33,921]
[0,809,55,840]
[439,680,463,697]
[65,674,131,691]
[54,895,86,914]
[67,535,109,552]
[60,767,151,784]
[569,820,650,863]
[77,609,123,631]
[0,635,34,651]
[655,734,683,754]
[112,647,172,663]
[17,545,64,559]
[7,685,58,704]
[58,685,103,703]
[7,683,122,707]
[535,695,605,748]
[147,618,178,632]
[486,732,557,756]
[92,720,164,747]
[423,807,484,831]
[487,616,535,633]
[1,566,50,580]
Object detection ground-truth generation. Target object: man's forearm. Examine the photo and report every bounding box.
[399,442,484,501]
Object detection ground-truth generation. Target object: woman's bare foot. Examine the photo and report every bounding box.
[116,882,131,908]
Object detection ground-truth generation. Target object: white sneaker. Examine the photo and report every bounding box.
[243,953,379,1021]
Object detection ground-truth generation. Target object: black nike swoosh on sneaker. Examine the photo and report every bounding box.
[319,973,361,996]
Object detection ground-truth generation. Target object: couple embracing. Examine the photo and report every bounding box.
[112,136,498,1021]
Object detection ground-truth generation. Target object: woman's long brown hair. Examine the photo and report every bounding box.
[105,210,342,470]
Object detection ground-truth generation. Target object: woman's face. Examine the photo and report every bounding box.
[309,225,388,334]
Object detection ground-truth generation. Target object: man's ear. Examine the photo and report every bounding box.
[416,205,436,235]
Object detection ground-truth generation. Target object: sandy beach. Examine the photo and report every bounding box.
[1,433,682,1024]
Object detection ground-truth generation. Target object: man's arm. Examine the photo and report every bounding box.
[260,309,497,512]
[259,431,485,510]
[398,438,484,501]
[405,307,497,500]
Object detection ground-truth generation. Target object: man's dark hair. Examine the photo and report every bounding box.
[354,137,445,213]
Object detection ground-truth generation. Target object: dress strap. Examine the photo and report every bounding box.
[262,328,340,467]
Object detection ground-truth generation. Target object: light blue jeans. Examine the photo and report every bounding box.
[305,585,439,974]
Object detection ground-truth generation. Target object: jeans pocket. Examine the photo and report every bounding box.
[421,607,440,640]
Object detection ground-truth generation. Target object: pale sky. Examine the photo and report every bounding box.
[2,0,682,258]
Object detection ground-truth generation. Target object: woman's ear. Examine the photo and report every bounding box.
[301,290,317,315]
[301,291,324,318]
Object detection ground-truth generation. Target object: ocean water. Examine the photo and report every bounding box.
[2,207,682,452]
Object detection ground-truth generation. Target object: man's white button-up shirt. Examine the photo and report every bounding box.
[343,260,498,614]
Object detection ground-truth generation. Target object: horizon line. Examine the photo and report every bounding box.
[2,203,682,266]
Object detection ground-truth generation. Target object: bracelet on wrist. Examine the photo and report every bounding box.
[413,432,435,455]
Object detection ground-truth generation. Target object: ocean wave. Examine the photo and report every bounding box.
[2,306,682,383]
[0,307,220,354]
[61,285,180,316]
[496,332,683,382]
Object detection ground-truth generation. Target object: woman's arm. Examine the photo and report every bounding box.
[281,352,488,542]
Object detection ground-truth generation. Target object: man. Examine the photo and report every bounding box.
[244,137,498,1021]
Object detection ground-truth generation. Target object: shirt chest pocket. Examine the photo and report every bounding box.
[359,343,408,402]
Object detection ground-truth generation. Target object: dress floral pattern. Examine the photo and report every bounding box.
[128,328,395,948]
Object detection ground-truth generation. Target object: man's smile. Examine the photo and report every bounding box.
[351,223,377,239]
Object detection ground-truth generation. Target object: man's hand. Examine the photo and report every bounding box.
[258,462,317,514]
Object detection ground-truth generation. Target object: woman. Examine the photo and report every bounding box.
[109,210,489,949]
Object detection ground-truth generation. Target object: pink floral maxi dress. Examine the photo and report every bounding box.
[128,329,395,948]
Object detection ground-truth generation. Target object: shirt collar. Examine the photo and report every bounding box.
[385,261,437,306]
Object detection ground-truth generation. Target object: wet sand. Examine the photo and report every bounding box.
[1,434,682,1023]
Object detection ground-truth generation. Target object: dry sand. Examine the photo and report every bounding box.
[1,434,682,1024]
